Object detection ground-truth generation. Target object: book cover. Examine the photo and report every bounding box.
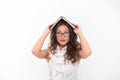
[51,16,75,29]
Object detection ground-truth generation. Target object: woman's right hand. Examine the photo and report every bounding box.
[44,24,53,34]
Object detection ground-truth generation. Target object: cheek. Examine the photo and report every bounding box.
[66,37,70,42]
[56,37,60,42]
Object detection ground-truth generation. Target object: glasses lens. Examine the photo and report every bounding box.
[64,32,70,37]
[56,32,70,37]
[56,32,61,37]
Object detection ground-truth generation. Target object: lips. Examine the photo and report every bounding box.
[60,40,66,42]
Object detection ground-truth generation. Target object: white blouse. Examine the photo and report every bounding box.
[48,46,79,80]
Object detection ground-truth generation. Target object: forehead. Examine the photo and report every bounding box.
[56,25,69,32]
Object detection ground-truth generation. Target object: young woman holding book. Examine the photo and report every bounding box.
[32,17,92,80]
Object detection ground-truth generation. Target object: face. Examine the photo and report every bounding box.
[56,25,70,47]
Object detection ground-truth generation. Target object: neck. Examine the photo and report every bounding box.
[58,45,66,50]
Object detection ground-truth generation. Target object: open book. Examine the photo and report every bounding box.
[50,16,75,29]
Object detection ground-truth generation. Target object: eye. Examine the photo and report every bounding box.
[64,32,69,34]
[64,32,70,36]
[56,32,61,34]
[56,32,61,37]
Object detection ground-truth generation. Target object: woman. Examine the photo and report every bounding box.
[32,19,92,80]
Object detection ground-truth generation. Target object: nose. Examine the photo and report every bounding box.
[61,33,65,38]
[61,35,65,38]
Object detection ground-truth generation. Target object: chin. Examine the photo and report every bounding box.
[59,43,67,46]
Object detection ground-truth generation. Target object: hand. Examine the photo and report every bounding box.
[73,24,82,35]
[44,24,53,34]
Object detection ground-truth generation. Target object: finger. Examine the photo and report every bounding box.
[48,24,53,30]
[72,23,78,28]
[49,24,53,28]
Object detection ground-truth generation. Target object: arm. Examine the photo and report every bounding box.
[74,24,92,59]
[32,25,51,59]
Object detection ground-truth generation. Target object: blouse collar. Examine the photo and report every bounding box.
[56,45,67,51]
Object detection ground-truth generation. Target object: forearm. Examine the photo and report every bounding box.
[32,31,50,53]
[77,30,92,57]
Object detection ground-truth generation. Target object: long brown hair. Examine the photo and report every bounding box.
[49,20,82,63]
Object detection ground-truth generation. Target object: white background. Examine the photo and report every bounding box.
[0,0,120,80]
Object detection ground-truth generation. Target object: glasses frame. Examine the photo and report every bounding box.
[56,32,70,37]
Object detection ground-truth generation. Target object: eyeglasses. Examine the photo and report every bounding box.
[56,32,70,37]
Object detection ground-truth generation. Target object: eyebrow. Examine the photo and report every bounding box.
[56,30,69,32]
[56,31,69,33]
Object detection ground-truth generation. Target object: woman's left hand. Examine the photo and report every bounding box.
[73,24,82,35]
